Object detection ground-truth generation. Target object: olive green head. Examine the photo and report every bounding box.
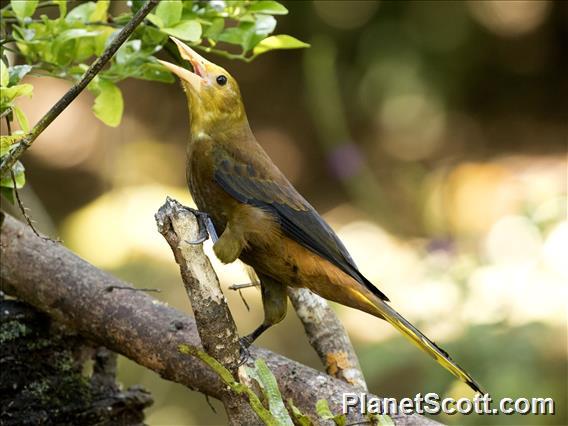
[158,37,246,134]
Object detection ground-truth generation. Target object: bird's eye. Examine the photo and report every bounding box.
[216,75,227,86]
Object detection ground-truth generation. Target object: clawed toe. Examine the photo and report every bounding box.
[183,209,217,244]
[238,337,252,366]
[185,227,208,245]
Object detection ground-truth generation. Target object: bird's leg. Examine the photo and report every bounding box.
[184,209,218,244]
[213,223,245,263]
[239,274,287,351]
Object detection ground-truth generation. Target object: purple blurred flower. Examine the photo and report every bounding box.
[327,142,363,179]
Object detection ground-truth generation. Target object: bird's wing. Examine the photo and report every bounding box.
[213,147,389,301]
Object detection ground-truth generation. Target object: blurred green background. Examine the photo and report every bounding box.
[2,1,567,425]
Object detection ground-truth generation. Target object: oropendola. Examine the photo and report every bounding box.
[158,37,485,395]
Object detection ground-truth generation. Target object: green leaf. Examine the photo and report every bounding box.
[141,25,167,46]
[12,105,29,132]
[91,0,110,22]
[93,26,116,55]
[287,399,313,426]
[244,14,276,51]
[1,84,33,99]
[53,0,67,17]
[247,359,294,426]
[0,136,11,156]
[254,14,277,36]
[315,399,334,420]
[0,161,26,189]
[155,0,182,28]
[115,39,142,65]
[204,18,224,39]
[253,35,310,57]
[53,28,101,65]
[334,415,347,426]
[111,11,132,25]
[65,1,96,22]
[0,187,16,204]
[8,65,33,85]
[315,400,347,426]
[178,345,280,425]
[146,13,164,28]
[217,21,258,49]
[249,1,288,15]
[1,84,34,108]
[178,344,237,387]
[239,13,256,23]
[90,80,124,127]
[162,21,202,42]
[0,60,8,87]
[11,0,39,20]
[55,28,101,43]
[0,134,25,156]
[136,62,175,83]
[374,414,396,426]
[128,0,145,13]
[217,25,250,47]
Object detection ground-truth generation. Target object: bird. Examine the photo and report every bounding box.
[158,37,485,395]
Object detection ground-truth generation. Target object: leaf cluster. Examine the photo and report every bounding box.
[0,0,308,199]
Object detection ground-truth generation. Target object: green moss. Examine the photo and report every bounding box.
[55,352,75,373]
[24,379,51,404]
[0,320,31,343]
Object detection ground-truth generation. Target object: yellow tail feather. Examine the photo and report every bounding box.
[369,296,486,395]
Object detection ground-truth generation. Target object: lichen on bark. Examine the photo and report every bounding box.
[0,298,153,425]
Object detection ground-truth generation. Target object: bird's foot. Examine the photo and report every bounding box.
[183,209,219,244]
[238,336,253,366]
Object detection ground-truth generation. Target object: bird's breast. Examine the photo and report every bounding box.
[186,139,236,230]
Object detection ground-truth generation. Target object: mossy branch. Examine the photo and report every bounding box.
[0,213,440,426]
[179,344,279,425]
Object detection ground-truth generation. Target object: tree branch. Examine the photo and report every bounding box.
[0,213,439,426]
[288,288,368,391]
[0,0,159,177]
[155,198,260,425]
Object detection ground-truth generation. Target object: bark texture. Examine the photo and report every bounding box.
[0,213,439,426]
[0,298,152,425]
[155,198,260,425]
[289,287,368,391]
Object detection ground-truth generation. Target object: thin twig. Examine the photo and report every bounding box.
[11,171,40,238]
[5,117,39,238]
[4,117,57,242]
[191,44,251,62]
[0,0,160,177]
[237,289,250,312]
[0,108,12,120]
[105,285,161,293]
[204,394,218,414]
[228,282,260,290]
[228,282,258,310]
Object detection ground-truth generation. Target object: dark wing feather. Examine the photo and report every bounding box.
[214,151,389,302]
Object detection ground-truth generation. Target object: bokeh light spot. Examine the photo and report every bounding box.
[314,0,380,30]
[468,0,551,38]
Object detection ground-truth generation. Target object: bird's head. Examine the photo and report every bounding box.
[158,37,246,135]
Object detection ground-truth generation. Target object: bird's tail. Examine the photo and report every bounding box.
[369,296,486,395]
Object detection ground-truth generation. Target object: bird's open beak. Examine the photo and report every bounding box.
[157,37,208,91]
